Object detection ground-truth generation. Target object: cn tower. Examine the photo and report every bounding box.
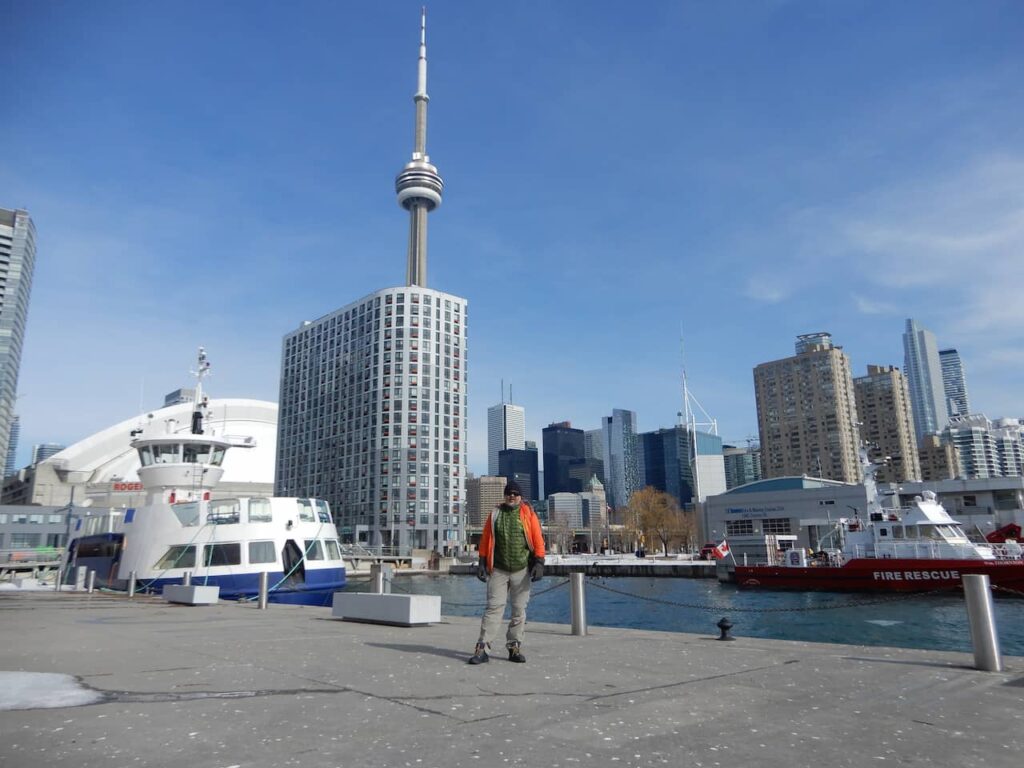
[395,8,444,288]
[278,9,468,556]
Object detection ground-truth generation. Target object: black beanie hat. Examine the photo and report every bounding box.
[504,481,522,497]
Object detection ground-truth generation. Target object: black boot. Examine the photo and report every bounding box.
[507,642,526,663]
[468,643,489,665]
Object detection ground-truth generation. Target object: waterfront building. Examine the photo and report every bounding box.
[852,365,921,483]
[497,447,538,502]
[939,348,970,419]
[703,474,1024,555]
[4,415,18,477]
[918,433,959,482]
[0,208,36,478]
[487,402,525,475]
[164,388,196,407]
[465,474,505,527]
[940,415,1024,480]
[547,492,583,529]
[754,333,861,483]
[0,396,277,507]
[579,474,608,531]
[723,444,761,490]
[542,421,584,495]
[601,408,641,510]
[275,13,467,554]
[903,319,946,440]
[31,443,66,466]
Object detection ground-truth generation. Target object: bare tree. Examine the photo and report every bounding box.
[628,487,689,555]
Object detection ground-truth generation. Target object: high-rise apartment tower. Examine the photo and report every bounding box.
[903,319,946,440]
[939,348,970,419]
[0,208,35,478]
[853,365,921,483]
[276,12,467,553]
[754,333,861,483]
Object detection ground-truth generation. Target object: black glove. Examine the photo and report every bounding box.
[529,557,545,582]
[476,557,488,582]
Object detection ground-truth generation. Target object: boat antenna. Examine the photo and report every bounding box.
[190,347,212,435]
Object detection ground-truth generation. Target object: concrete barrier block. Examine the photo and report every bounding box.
[163,585,220,605]
[332,592,441,626]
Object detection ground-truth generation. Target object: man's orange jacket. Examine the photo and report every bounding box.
[478,502,546,573]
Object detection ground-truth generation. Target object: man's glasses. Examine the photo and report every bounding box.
[505,492,521,497]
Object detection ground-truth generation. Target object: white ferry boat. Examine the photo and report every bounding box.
[62,349,346,605]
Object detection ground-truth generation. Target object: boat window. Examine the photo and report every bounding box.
[154,545,196,570]
[248,498,272,523]
[152,443,181,464]
[923,526,943,540]
[139,446,153,466]
[905,525,919,539]
[248,540,276,564]
[210,446,226,466]
[204,543,242,566]
[183,443,212,464]
[325,539,343,560]
[304,540,324,560]
[297,499,315,523]
[172,502,200,527]
[879,528,888,537]
[208,499,240,524]
[316,499,332,523]
[891,526,905,540]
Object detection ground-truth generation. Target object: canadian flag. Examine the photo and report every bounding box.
[712,539,731,560]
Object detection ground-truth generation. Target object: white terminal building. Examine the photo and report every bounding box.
[275,12,467,554]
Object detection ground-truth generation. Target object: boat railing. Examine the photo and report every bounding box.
[867,541,995,560]
[340,544,411,559]
[1,547,64,564]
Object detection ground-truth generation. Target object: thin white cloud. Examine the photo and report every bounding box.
[742,276,789,304]
[851,293,898,315]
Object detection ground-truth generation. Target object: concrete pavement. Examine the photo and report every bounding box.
[1,589,1022,768]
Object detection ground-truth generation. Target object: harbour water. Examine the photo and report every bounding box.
[348,574,1024,656]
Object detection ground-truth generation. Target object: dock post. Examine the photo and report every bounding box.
[570,572,587,636]
[183,571,192,587]
[258,571,269,610]
[963,574,1002,672]
[128,571,137,599]
[86,570,96,594]
[371,563,394,594]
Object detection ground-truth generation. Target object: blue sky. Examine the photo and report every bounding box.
[2,0,1022,474]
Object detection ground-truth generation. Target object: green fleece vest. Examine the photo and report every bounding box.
[493,504,530,572]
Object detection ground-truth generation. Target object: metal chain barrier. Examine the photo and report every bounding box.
[991,583,1024,599]
[411,576,571,608]
[584,577,960,613]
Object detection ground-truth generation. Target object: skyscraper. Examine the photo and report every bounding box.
[542,421,584,495]
[4,414,19,477]
[939,348,970,419]
[754,333,861,483]
[903,319,946,440]
[853,365,921,483]
[276,12,467,554]
[497,447,538,502]
[487,402,525,475]
[0,208,35,478]
[723,444,762,490]
[601,409,641,510]
[639,425,725,507]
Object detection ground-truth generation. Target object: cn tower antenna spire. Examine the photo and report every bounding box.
[395,6,444,288]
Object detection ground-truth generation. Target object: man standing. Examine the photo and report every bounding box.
[468,481,546,665]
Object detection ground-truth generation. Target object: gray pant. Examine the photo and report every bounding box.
[476,567,532,649]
